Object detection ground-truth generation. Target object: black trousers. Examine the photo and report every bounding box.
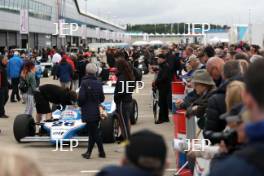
[11,78,20,101]
[158,90,169,122]
[0,87,9,116]
[117,101,133,140]
[86,121,105,154]
[36,78,40,87]
[167,86,172,111]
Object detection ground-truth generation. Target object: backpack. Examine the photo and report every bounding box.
[19,77,29,93]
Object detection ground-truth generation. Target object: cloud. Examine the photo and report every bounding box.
[78,0,264,25]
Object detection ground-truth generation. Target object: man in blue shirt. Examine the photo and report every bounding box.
[7,51,23,102]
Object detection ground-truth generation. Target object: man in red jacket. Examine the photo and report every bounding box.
[62,54,75,70]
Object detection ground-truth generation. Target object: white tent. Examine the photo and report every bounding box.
[132,41,150,46]
[149,40,164,45]
[209,37,229,43]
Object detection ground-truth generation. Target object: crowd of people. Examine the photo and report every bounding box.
[151,42,264,176]
[1,41,264,176]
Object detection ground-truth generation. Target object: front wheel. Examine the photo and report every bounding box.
[130,99,138,125]
[13,114,36,143]
[101,115,119,143]
[153,102,160,123]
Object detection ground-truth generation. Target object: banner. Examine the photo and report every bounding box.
[81,25,87,39]
[95,28,100,39]
[20,9,29,34]
[237,26,248,41]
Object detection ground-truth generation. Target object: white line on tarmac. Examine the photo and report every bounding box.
[80,168,177,174]
[80,170,98,173]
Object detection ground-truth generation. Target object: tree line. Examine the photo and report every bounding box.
[127,23,230,34]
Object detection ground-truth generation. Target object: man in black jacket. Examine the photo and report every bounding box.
[153,54,171,124]
[34,84,77,124]
[204,60,243,143]
[0,56,9,119]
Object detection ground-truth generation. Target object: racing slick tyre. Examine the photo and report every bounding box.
[13,114,36,143]
[153,100,159,124]
[130,99,139,125]
[101,115,119,143]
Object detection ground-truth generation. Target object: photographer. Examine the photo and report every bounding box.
[204,60,243,144]
[184,81,246,171]
[209,59,264,176]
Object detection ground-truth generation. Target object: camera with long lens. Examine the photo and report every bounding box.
[207,129,238,148]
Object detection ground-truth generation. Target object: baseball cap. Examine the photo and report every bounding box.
[125,130,167,172]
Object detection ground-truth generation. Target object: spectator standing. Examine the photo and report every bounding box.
[7,51,23,103]
[209,59,264,176]
[186,69,216,129]
[0,56,9,118]
[70,55,79,91]
[51,50,62,64]
[51,50,61,80]
[206,57,225,87]
[21,62,37,116]
[182,55,203,81]
[34,60,42,87]
[200,46,215,65]
[106,49,116,68]
[57,58,73,89]
[77,55,88,86]
[78,63,106,159]
[153,54,171,124]
[114,59,135,139]
[204,60,243,143]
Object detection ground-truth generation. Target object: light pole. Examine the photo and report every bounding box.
[248,8,252,44]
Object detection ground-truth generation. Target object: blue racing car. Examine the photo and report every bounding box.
[13,85,138,144]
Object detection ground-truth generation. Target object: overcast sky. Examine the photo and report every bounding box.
[77,0,264,25]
